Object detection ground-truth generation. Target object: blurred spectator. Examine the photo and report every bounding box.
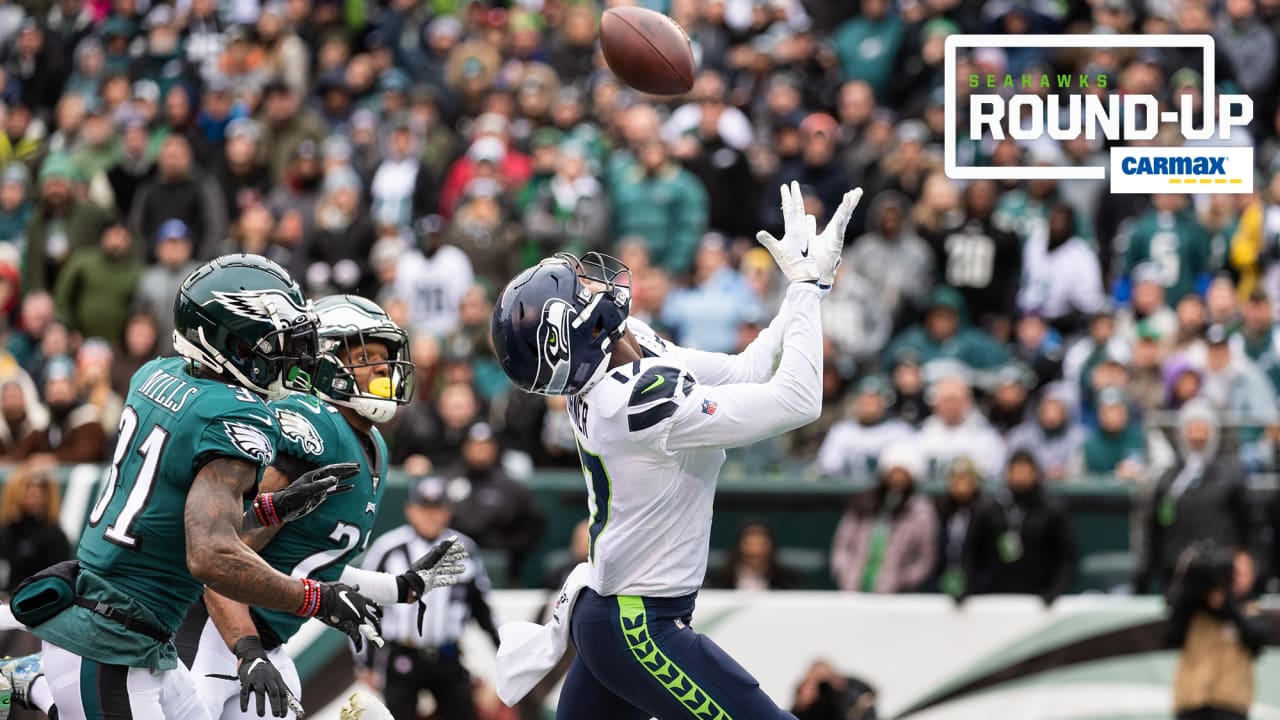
[610,135,709,276]
[370,118,438,231]
[211,118,271,219]
[1192,325,1278,469]
[927,179,1022,340]
[1129,327,1171,415]
[1123,194,1213,306]
[886,353,930,427]
[7,292,55,371]
[256,80,326,183]
[1080,388,1147,481]
[128,134,227,261]
[918,373,1007,481]
[111,312,160,393]
[883,287,1008,372]
[133,219,197,354]
[816,376,915,480]
[76,339,122,432]
[106,118,157,219]
[53,221,142,343]
[832,0,902,102]
[662,234,761,353]
[23,153,113,293]
[445,175,521,292]
[791,660,877,720]
[1063,310,1130,399]
[0,164,33,248]
[521,141,609,258]
[445,422,546,583]
[1134,400,1254,594]
[1006,383,1086,482]
[845,190,933,330]
[667,72,757,239]
[439,114,530,218]
[963,451,1077,604]
[14,356,106,463]
[1018,204,1106,337]
[1009,312,1064,390]
[392,380,481,469]
[396,214,475,338]
[931,456,984,598]
[6,20,69,116]
[0,375,46,460]
[1116,263,1179,346]
[1166,544,1267,720]
[442,285,506,400]
[307,168,377,297]
[829,443,938,593]
[984,362,1036,434]
[1215,0,1277,98]
[0,459,70,592]
[708,519,801,591]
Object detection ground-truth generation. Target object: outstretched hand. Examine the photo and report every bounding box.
[756,182,864,292]
[813,188,863,289]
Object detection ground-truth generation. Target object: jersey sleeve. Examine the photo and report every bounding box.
[192,408,279,474]
[633,284,825,453]
[627,290,796,387]
[270,395,331,465]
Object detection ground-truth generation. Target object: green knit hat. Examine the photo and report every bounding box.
[38,154,78,184]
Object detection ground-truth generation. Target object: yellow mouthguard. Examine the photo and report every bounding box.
[368,377,393,398]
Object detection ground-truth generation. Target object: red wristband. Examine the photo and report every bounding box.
[253,493,281,528]
[296,578,321,617]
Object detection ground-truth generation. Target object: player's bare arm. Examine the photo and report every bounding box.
[186,457,309,609]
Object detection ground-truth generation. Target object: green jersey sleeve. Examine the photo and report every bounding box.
[193,412,278,474]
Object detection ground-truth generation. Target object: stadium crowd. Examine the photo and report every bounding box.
[0,0,1273,611]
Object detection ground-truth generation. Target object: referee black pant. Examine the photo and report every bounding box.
[383,643,477,720]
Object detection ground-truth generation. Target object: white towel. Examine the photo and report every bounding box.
[495,562,591,707]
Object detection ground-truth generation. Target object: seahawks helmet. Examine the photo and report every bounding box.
[173,254,319,401]
[312,295,414,423]
[491,252,631,396]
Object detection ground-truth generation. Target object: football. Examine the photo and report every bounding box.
[600,7,696,96]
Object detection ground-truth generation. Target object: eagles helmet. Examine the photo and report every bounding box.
[311,295,414,423]
[491,252,631,396]
[173,254,320,401]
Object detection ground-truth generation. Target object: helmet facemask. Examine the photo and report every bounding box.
[313,325,415,423]
[530,252,632,395]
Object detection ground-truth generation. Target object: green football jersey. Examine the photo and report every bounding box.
[251,392,388,644]
[65,357,279,659]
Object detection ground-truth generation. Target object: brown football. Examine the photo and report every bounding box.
[600,7,696,96]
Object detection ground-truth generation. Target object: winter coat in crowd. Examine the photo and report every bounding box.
[964,482,1077,602]
[883,286,1009,372]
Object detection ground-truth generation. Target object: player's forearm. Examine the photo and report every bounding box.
[186,459,307,613]
[204,587,262,650]
[761,283,824,424]
[684,289,794,385]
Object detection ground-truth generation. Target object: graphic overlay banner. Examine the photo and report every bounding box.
[944,34,1254,194]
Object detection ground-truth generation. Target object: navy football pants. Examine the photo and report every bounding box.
[556,589,795,720]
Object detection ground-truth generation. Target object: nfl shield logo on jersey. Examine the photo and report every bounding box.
[701,399,717,416]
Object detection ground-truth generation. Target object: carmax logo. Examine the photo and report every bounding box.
[944,34,1254,194]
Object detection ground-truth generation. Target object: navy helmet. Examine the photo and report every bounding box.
[491,252,631,396]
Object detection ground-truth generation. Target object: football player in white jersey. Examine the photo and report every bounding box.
[490,182,861,719]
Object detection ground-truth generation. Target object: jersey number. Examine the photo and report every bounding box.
[290,522,363,579]
[945,233,995,288]
[579,444,612,563]
[88,406,170,549]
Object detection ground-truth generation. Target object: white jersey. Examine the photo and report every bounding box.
[395,245,475,338]
[568,283,825,597]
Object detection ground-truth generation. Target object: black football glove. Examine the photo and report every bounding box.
[232,636,302,718]
[246,462,360,529]
[304,581,384,652]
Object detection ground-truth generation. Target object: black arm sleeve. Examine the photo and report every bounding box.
[465,579,500,648]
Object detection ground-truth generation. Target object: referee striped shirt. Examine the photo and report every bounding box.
[358,527,499,653]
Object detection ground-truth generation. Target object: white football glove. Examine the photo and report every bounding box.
[756,181,820,285]
[813,187,863,289]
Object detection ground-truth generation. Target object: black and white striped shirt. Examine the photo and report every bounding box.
[358,526,499,655]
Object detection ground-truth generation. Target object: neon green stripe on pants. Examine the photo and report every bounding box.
[616,595,733,720]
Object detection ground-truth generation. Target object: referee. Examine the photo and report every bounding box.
[357,476,500,720]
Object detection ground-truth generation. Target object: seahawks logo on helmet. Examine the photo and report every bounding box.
[223,421,275,464]
[535,298,575,395]
[276,408,324,456]
[212,289,310,324]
